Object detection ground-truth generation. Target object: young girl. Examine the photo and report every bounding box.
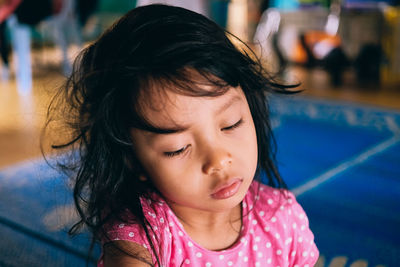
[46,4,318,266]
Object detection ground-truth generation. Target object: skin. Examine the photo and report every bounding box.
[105,85,258,266]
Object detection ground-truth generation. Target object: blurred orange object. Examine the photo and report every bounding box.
[381,6,400,86]
[293,31,341,64]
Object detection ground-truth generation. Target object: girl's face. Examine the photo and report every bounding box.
[131,85,258,214]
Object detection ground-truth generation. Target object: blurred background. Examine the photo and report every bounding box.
[1,0,400,167]
[0,0,399,266]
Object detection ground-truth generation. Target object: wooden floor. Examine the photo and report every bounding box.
[0,53,399,169]
[0,64,64,168]
[289,66,400,111]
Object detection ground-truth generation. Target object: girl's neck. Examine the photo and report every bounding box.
[170,203,243,251]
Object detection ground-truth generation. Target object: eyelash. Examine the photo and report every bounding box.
[163,119,243,157]
[222,118,243,131]
[164,145,189,157]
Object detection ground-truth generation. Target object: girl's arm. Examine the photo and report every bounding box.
[103,240,153,267]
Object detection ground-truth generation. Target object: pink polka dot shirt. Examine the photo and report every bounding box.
[99,181,319,266]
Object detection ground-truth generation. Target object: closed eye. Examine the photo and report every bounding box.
[222,119,243,131]
[164,145,190,157]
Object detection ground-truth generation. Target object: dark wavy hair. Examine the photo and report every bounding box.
[43,4,296,266]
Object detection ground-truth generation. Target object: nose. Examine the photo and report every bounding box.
[202,145,232,175]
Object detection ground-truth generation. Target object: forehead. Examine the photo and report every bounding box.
[136,84,245,128]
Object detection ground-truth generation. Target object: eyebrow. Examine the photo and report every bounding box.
[144,124,189,134]
[146,94,242,135]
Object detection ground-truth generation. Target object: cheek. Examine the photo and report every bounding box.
[144,158,195,188]
[146,164,202,202]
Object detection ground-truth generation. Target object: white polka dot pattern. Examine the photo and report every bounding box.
[97,181,319,267]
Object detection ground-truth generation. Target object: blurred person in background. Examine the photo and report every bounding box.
[0,0,20,81]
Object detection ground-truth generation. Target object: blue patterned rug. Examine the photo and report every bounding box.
[271,96,400,267]
[0,95,399,267]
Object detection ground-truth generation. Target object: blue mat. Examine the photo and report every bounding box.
[0,95,399,266]
[0,159,99,266]
[270,96,400,267]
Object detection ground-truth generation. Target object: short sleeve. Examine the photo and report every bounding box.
[97,217,156,267]
[100,196,172,266]
[103,219,152,250]
[284,191,319,266]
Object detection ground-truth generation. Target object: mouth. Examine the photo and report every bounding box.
[211,178,243,200]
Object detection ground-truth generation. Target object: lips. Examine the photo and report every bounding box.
[211,178,243,199]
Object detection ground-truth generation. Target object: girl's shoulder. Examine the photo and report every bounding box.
[100,192,172,264]
[103,192,171,241]
[243,181,319,265]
